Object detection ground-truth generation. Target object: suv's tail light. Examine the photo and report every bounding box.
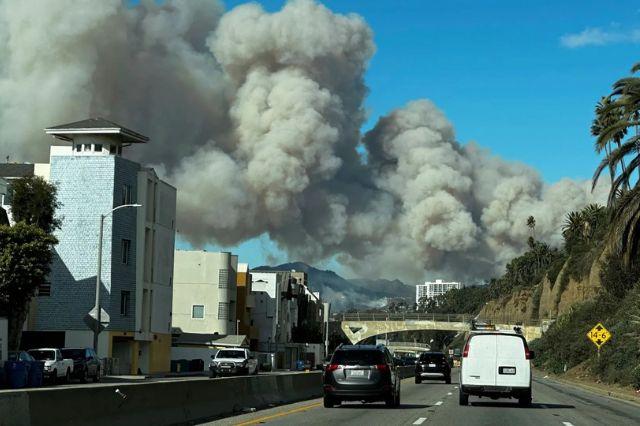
[376,364,390,372]
[326,364,339,372]
[462,340,470,358]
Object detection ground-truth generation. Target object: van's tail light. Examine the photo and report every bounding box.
[376,364,390,372]
[326,364,339,372]
[525,348,532,360]
[462,340,470,358]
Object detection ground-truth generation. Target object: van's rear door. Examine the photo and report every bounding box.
[495,335,530,388]
[462,334,497,387]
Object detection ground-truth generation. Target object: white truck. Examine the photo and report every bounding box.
[28,348,74,384]
[209,348,258,377]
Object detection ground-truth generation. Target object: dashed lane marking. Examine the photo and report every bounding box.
[562,422,574,426]
[453,386,458,389]
[435,401,443,406]
[447,392,452,395]
[413,418,427,425]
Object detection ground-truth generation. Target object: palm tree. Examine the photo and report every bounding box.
[526,216,536,238]
[592,61,640,264]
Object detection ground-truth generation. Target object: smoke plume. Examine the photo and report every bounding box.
[0,0,607,283]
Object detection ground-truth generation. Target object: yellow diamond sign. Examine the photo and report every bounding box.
[587,322,611,348]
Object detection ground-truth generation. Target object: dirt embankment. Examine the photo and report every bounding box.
[480,253,605,322]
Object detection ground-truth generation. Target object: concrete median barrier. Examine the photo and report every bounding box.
[1,372,323,426]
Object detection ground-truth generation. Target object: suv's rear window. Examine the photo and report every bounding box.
[419,353,445,363]
[331,350,385,365]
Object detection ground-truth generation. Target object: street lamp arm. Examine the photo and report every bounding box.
[104,203,142,217]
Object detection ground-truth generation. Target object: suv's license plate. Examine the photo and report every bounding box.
[428,363,436,367]
[349,370,365,376]
[499,367,516,375]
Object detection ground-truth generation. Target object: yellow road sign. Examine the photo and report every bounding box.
[587,323,611,348]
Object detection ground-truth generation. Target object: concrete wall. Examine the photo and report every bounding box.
[0,372,323,426]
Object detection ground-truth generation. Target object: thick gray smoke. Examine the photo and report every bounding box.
[0,0,607,283]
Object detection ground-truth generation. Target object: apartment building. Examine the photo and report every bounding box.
[18,118,176,375]
[172,251,238,335]
[415,279,462,305]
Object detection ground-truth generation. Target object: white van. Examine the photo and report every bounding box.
[459,329,534,406]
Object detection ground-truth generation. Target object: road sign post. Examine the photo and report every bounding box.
[587,322,611,357]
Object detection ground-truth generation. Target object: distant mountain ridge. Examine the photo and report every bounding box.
[252,262,414,311]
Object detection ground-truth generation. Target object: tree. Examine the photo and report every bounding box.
[526,216,536,239]
[592,62,640,265]
[0,206,8,226]
[9,176,61,233]
[0,223,57,350]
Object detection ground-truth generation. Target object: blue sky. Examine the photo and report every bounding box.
[175,0,639,269]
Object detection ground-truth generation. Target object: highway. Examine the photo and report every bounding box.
[206,370,640,426]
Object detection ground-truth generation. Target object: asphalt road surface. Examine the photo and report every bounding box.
[206,370,640,426]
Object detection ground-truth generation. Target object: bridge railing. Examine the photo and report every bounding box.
[386,341,431,349]
[337,312,548,327]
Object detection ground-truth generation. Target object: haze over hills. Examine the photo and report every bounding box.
[252,262,415,312]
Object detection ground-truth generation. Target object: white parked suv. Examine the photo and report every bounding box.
[28,348,74,384]
[459,327,534,406]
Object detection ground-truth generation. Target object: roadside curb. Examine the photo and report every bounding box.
[534,370,640,407]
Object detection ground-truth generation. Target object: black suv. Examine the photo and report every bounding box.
[415,351,451,384]
[323,344,400,408]
[61,348,101,383]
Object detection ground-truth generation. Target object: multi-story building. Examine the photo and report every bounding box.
[415,279,462,305]
[172,250,238,335]
[20,118,177,375]
[235,263,257,348]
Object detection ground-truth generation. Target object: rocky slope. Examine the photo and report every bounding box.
[480,253,604,322]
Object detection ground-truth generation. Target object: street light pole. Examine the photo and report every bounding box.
[93,203,142,353]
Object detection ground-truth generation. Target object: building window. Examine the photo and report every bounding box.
[122,184,132,205]
[109,145,117,155]
[121,239,131,264]
[75,144,81,152]
[83,144,90,152]
[218,269,229,288]
[192,305,205,319]
[94,144,103,152]
[218,302,229,320]
[121,291,131,316]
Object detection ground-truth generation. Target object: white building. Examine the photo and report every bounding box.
[416,279,462,305]
[172,250,238,335]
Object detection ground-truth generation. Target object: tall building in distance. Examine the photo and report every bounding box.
[415,279,462,305]
[23,118,177,375]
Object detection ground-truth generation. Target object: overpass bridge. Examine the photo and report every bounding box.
[386,341,431,355]
[336,312,550,344]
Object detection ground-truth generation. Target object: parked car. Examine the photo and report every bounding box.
[209,349,258,377]
[415,351,451,384]
[459,328,534,406]
[61,348,101,383]
[28,348,74,384]
[323,344,401,408]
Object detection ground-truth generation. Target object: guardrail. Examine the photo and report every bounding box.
[386,342,431,349]
[336,312,550,326]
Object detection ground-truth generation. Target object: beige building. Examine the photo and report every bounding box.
[236,263,258,348]
[172,251,238,335]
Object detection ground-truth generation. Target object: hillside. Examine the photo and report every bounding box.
[252,261,414,311]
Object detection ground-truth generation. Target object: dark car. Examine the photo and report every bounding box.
[61,348,101,383]
[415,351,451,384]
[323,344,400,408]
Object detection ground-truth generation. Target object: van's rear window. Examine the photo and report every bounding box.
[332,350,385,365]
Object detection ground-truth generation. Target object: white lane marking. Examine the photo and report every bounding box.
[435,401,443,406]
[447,392,452,395]
[562,422,574,426]
[453,386,458,389]
[413,418,427,425]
